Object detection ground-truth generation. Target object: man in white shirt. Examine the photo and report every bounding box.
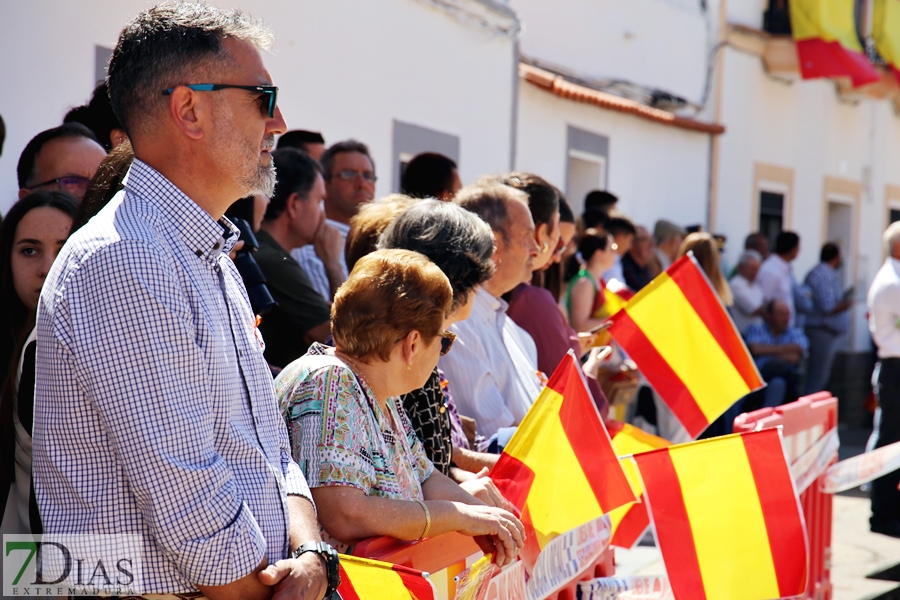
[601,213,636,286]
[756,230,801,326]
[867,222,900,538]
[440,183,543,440]
[292,139,376,299]
[729,250,764,335]
[649,219,686,277]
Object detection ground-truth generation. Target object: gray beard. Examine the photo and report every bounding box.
[247,162,276,197]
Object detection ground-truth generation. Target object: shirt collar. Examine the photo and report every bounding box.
[124,159,239,263]
[326,218,351,236]
[473,286,508,319]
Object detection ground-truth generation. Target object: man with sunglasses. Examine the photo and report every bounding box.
[32,4,336,600]
[293,139,377,300]
[16,122,107,201]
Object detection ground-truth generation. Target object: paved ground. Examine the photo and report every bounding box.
[613,425,900,599]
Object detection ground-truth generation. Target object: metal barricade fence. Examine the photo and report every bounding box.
[732,392,838,600]
[352,531,615,599]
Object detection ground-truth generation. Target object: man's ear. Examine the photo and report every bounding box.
[285,192,303,219]
[167,87,205,140]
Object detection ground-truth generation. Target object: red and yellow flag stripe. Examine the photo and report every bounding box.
[601,280,635,318]
[791,0,880,86]
[606,420,669,549]
[873,0,900,83]
[338,554,436,600]
[491,353,636,554]
[609,254,763,438]
[633,429,808,600]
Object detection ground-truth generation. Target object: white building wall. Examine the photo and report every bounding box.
[510,0,711,104]
[0,0,516,213]
[515,81,710,231]
[714,46,900,351]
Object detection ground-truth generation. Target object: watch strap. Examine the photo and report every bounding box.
[292,541,341,599]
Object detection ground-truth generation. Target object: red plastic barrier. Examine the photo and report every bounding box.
[353,531,615,599]
[733,392,838,600]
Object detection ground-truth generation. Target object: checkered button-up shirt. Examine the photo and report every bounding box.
[33,159,313,593]
[804,262,850,334]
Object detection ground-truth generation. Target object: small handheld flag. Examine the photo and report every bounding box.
[633,428,808,600]
[490,352,636,566]
[609,253,763,438]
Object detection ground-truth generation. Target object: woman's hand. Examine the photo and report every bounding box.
[453,504,526,567]
[458,468,515,512]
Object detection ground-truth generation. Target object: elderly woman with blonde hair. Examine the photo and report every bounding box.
[275,249,525,565]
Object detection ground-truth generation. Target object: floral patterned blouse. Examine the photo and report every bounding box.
[274,343,435,548]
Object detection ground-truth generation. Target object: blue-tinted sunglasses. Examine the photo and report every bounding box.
[162,83,278,118]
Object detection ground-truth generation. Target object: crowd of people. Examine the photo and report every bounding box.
[0,3,898,598]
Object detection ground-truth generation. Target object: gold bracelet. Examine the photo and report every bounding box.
[414,499,431,540]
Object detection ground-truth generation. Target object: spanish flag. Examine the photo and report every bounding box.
[633,429,808,600]
[490,352,636,564]
[790,0,880,86]
[608,254,763,439]
[873,0,900,82]
[602,279,635,317]
[338,554,436,600]
[606,420,669,549]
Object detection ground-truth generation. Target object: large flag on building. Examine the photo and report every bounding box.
[608,254,763,439]
[606,420,670,549]
[338,554,436,600]
[633,429,808,600]
[873,0,900,83]
[790,0,880,86]
[490,352,636,564]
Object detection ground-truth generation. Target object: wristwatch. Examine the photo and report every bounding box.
[292,541,341,599]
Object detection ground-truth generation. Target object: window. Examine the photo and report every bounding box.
[391,121,460,193]
[885,185,900,228]
[759,191,784,251]
[763,0,791,35]
[95,46,112,85]
[891,209,900,224]
[566,126,609,217]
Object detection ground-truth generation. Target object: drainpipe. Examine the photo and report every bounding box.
[707,0,728,232]
[510,28,521,170]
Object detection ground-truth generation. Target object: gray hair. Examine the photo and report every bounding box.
[454,182,529,244]
[738,249,763,267]
[378,200,495,309]
[885,222,900,257]
[653,219,687,244]
[107,3,274,136]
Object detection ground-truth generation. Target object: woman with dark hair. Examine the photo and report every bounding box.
[378,200,509,502]
[63,82,127,151]
[274,250,524,564]
[400,152,461,201]
[565,228,618,333]
[536,191,576,301]
[1,191,78,536]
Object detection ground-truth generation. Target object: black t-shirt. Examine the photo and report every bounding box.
[254,230,332,369]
